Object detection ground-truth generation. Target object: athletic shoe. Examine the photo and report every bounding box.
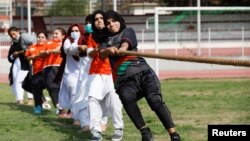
[111,129,123,141]
[42,102,51,110]
[170,133,182,141]
[140,127,153,141]
[34,105,42,114]
[90,131,102,141]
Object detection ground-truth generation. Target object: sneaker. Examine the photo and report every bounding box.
[34,105,42,114]
[112,129,123,141]
[90,131,102,141]
[42,101,51,110]
[170,133,182,141]
[140,127,153,141]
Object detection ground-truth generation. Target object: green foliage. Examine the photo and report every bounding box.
[48,0,88,16]
[0,78,249,141]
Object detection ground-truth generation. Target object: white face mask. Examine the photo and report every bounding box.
[71,32,80,40]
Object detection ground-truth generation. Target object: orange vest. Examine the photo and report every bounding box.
[25,43,47,74]
[43,39,63,68]
[87,34,111,75]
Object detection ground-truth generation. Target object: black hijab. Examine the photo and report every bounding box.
[91,10,108,43]
[104,10,126,36]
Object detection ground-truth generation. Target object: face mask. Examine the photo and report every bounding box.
[85,24,93,33]
[71,32,80,40]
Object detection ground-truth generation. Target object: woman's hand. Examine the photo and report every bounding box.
[12,51,19,58]
[99,46,118,59]
[50,49,61,54]
[78,45,87,52]
[108,47,119,56]
[39,50,49,57]
[12,50,25,58]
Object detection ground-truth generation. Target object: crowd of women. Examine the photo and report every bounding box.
[7,10,182,141]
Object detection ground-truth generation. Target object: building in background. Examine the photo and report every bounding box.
[0,0,45,30]
[0,0,11,30]
[0,0,250,31]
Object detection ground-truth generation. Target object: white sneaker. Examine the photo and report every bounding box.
[90,131,102,141]
[42,102,51,110]
[111,129,123,141]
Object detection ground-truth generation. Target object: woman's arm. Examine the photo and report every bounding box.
[117,42,129,56]
[63,39,80,55]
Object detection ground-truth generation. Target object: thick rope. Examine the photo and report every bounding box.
[36,50,250,67]
[119,50,250,67]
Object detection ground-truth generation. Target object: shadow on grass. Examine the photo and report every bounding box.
[0,101,52,115]
[39,117,92,141]
[0,102,91,141]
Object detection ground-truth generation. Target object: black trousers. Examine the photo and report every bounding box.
[116,69,175,130]
[43,66,61,108]
[32,71,46,107]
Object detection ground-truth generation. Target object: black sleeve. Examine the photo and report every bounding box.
[121,28,138,51]
[7,44,15,63]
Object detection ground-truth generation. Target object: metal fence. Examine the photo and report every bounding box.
[1,29,250,59]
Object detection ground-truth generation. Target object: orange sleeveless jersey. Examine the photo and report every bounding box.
[25,43,47,74]
[87,34,111,75]
[43,39,63,68]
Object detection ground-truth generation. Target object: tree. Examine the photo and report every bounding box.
[48,0,88,16]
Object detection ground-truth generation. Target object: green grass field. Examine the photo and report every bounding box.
[0,78,249,141]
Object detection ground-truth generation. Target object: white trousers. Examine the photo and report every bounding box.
[72,57,91,127]
[11,58,33,101]
[58,73,75,109]
[88,74,124,133]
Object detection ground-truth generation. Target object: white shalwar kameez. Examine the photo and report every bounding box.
[58,38,91,127]
[87,74,124,133]
[74,56,91,127]
[86,46,123,133]
[11,57,33,101]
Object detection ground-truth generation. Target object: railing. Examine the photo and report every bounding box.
[1,29,250,59]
